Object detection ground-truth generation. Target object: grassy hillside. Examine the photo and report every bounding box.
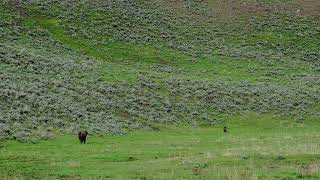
[0,0,319,140]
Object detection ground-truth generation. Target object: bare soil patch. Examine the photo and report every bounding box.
[209,0,320,16]
[295,0,320,15]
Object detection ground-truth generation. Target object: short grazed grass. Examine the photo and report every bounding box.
[1,112,319,179]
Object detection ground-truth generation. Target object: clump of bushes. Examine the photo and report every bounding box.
[166,78,320,117]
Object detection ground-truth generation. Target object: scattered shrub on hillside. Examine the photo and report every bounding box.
[0,2,319,140]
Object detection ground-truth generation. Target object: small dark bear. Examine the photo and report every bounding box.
[78,130,88,144]
[223,126,227,133]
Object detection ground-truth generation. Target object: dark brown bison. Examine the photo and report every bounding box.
[223,126,228,133]
[78,131,88,144]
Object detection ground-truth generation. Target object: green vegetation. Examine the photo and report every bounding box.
[0,0,319,178]
[1,113,320,179]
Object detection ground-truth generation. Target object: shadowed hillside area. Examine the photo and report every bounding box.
[0,0,319,179]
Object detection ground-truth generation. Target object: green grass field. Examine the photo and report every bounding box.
[1,112,320,179]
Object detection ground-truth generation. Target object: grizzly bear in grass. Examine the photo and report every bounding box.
[78,131,88,144]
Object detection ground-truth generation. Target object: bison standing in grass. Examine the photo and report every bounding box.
[78,131,88,144]
[223,126,228,133]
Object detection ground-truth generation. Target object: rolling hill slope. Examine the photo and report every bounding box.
[0,0,319,140]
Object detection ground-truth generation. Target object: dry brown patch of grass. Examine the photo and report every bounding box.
[209,0,320,17]
[301,163,319,178]
[209,0,276,17]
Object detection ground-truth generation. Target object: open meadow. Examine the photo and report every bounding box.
[1,113,320,179]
